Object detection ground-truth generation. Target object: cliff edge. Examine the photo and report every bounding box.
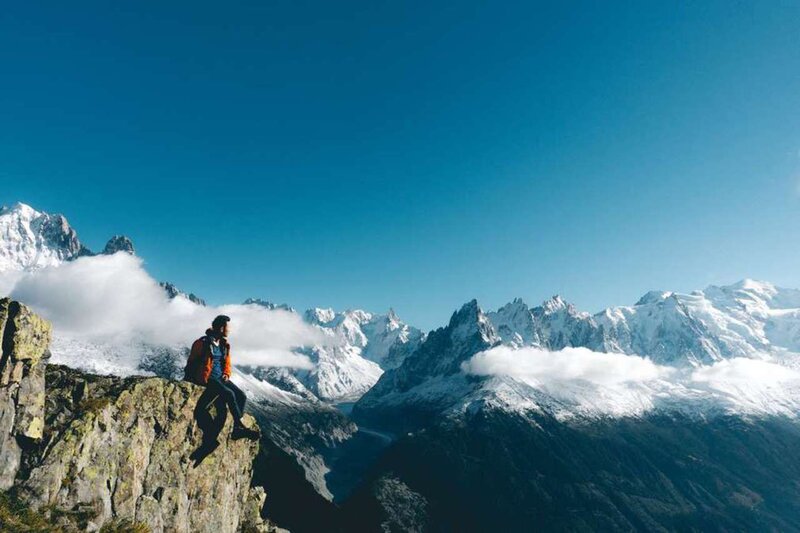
[0,298,276,532]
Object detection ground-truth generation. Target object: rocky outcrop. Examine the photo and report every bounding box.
[0,298,52,489]
[102,235,136,255]
[0,300,276,532]
[159,281,206,306]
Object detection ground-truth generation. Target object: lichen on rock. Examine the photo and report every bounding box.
[0,299,276,533]
[0,298,52,489]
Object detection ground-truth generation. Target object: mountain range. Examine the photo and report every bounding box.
[2,201,800,532]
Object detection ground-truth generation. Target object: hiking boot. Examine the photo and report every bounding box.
[231,425,259,441]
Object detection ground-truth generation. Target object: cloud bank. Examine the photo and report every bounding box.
[4,253,321,370]
[463,345,800,418]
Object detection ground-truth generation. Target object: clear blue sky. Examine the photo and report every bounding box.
[2,1,799,330]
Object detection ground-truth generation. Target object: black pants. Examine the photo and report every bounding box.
[206,376,246,423]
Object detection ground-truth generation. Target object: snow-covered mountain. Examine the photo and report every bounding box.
[0,202,206,305]
[0,202,90,271]
[490,279,800,365]
[6,200,800,530]
[292,306,424,402]
[238,299,424,402]
[161,281,206,306]
[354,282,800,431]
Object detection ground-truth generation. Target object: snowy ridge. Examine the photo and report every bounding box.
[0,202,88,271]
[355,283,800,429]
[486,279,800,366]
[295,307,424,401]
[5,201,800,421]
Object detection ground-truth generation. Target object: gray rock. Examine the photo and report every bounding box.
[0,298,51,489]
[102,235,135,255]
[0,299,276,533]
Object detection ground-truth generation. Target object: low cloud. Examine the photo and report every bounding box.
[4,253,320,370]
[464,345,670,385]
[463,346,800,418]
[689,358,800,415]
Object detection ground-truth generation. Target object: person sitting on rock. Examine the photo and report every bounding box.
[185,314,259,441]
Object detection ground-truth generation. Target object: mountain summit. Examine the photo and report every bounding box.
[0,202,137,272]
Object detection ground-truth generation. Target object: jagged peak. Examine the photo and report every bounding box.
[342,308,373,323]
[492,298,531,319]
[0,202,86,271]
[449,299,481,326]
[304,307,337,325]
[102,235,135,255]
[447,299,497,344]
[494,297,528,310]
[242,297,293,312]
[160,281,206,306]
[539,295,570,313]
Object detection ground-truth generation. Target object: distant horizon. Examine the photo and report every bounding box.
[3,2,799,330]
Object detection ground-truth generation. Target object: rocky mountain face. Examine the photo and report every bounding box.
[342,410,800,532]
[0,202,139,270]
[232,366,357,502]
[0,299,276,532]
[355,280,800,432]
[101,235,135,255]
[345,290,800,531]
[244,298,294,312]
[353,300,497,433]
[7,201,800,531]
[160,281,206,306]
[0,298,52,490]
[488,279,800,366]
[0,202,203,307]
[0,202,90,271]
[245,305,424,403]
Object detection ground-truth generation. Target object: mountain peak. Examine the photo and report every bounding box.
[0,201,39,217]
[728,278,776,293]
[102,235,135,255]
[540,295,570,313]
[449,299,481,326]
[160,282,206,306]
[0,202,85,271]
[448,299,497,346]
[243,298,293,312]
[635,290,674,306]
[304,307,337,325]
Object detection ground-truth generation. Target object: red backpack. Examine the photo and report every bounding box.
[183,335,212,385]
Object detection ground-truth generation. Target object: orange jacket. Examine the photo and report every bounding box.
[186,330,232,385]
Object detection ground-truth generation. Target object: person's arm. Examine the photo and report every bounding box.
[222,343,232,380]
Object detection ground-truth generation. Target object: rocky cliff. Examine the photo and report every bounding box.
[0,298,276,533]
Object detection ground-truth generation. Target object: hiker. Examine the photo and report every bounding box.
[185,314,259,441]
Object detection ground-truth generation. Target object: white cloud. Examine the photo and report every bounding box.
[464,345,670,385]
[4,253,321,370]
[463,346,800,418]
[688,358,800,415]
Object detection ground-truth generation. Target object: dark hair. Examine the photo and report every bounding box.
[211,315,231,332]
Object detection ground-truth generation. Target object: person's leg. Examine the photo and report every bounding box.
[207,377,243,423]
[225,379,247,416]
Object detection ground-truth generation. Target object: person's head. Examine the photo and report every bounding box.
[211,314,231,338]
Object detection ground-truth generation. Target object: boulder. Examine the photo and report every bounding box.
[0,298,51,489]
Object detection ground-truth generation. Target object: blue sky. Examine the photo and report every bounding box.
[2,1,799,330]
